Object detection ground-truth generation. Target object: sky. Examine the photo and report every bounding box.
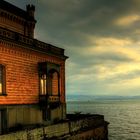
[5,0,140,96]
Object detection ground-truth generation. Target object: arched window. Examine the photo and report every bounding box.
[52,72,59,96]
[48,70,59,96]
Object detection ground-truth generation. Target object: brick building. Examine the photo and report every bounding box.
[0,0,68,134]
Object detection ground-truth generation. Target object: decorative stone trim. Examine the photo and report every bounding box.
[0,27,67,60]
[0,9,25,25]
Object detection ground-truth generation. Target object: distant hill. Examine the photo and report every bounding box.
[66,94,140,102]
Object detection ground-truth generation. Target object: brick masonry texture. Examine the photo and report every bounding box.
[0,41,66,105]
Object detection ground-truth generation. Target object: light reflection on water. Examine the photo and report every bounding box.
[67,100,140,140]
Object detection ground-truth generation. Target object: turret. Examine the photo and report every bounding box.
[26,4,35,19]
[26,4,36,38]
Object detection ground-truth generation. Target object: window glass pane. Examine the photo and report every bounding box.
[40,79,43,94]
[40,74,47,95]
[44,78,46,94]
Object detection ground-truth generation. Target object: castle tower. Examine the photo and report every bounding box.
[26,4,35,18]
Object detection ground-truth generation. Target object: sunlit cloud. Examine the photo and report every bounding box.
[108,77,140,91]
[95,37,132,47]
[115,14,140,26]
[96,63,140,80]
[86,37,140,61]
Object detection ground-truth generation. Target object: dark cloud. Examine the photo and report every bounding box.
[6,0,140,46]
[38,0,140,45]
[67,49,133,71]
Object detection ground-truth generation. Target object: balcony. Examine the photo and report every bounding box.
[48,95,59,102]
[39,95,60,109]
[39,95,60,102]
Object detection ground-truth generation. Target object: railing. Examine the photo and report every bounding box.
[39,95,60,103]
[48,95,60,102]
[39,95,60,109]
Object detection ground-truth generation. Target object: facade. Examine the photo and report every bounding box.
[0,0,68,134]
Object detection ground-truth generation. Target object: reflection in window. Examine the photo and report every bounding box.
[40,74,47,95]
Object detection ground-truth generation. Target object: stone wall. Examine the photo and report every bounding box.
[67,126,107,140]
[0,123,69,140]
[0,114,109,140]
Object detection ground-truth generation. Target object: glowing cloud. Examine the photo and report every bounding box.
[115,15,140,26]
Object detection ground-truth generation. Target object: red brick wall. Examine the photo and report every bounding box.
[0,41,66,105]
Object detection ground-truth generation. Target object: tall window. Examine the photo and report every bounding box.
[0,65,6,95]
[40,74,47,95]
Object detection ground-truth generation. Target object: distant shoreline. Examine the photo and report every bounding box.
[66,95,140,102]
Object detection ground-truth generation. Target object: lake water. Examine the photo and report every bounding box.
[67,99,140,140]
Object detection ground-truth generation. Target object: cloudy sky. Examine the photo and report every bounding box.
[5,0,140,96]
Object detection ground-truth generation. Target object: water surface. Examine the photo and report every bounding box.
[67,99,140,140]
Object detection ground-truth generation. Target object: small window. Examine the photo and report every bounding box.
[39,74,47,95]
[0,65,6,95]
